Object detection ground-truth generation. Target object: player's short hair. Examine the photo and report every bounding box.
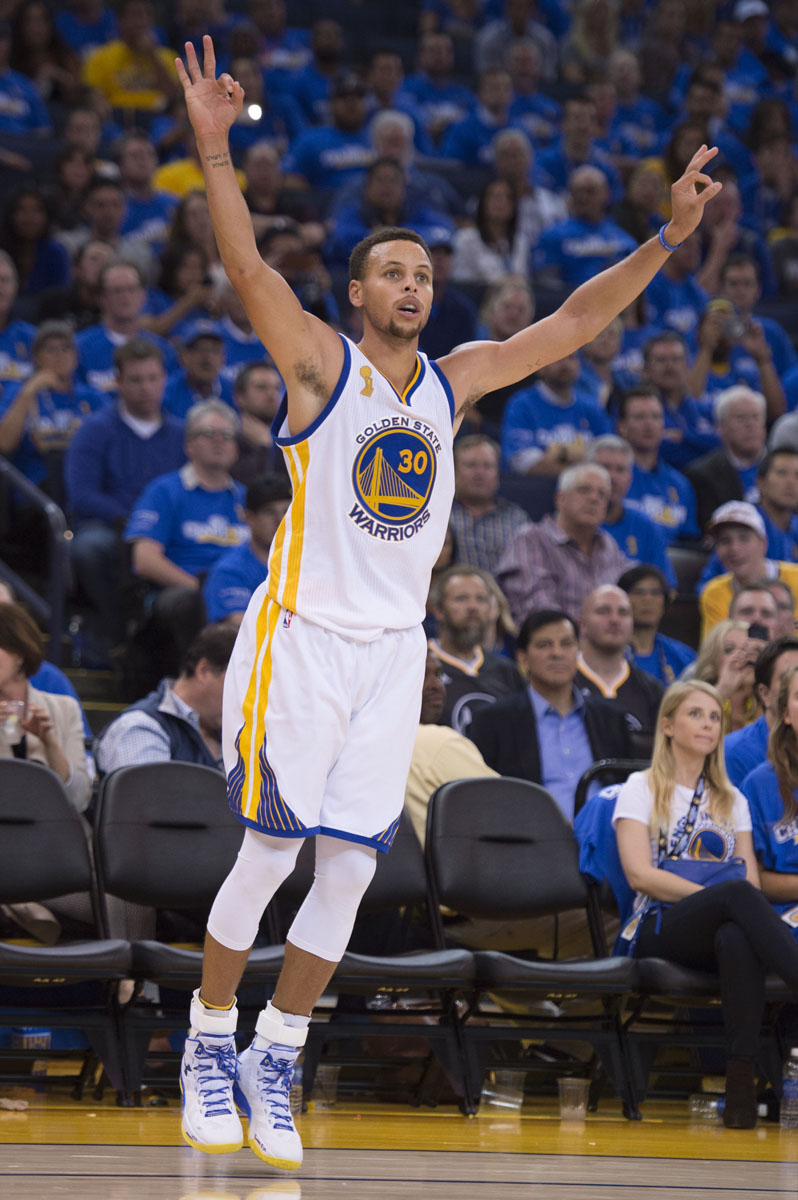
[348,227,431,281]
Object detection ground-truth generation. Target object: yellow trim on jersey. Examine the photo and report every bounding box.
[399,356,421,405]
[429,640,485,678]
[241,598,280,823]
[282,442,310,613]
[267,511,288,603]
[577,656,630,699]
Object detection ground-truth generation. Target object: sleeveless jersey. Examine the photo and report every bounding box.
[265,332,455,640]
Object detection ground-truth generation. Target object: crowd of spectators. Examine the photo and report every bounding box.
[3,0,798,1068]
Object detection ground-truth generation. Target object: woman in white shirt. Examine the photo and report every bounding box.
[613,679,798,1128]
[451,179,531,285]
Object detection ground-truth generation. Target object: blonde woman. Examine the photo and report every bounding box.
[694,619,762,732]
[741,664,798,933]
[614,680,798,1128]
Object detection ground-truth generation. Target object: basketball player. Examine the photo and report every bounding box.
[175,36,722,1171]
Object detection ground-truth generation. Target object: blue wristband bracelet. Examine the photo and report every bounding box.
[658,224,683,252]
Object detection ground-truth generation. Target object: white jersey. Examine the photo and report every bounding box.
[265,332,455,640]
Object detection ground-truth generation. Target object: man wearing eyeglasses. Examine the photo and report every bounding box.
[163,320,236,419]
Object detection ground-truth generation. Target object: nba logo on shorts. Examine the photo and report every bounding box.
[283,610,293,629]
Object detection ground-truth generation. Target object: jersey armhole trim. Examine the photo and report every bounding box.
[429,359,456,424]
[272,332,351,447]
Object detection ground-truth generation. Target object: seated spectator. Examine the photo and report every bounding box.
[696,176,777,299]
[57,176,154,281]
[0,320,106,499]
[163,320,235,419]
[614,161,668,247]
[60,103,119,180]
[465,274,535,432]
[617,387,700,541]
[258,224,340,328]
[694,617,765,734]
[448,434,530,576]
[0,188,70,298]
[720,253,797,380]
[491,127,567,246]
[0,603,90,813]
[243,141,324,245]
[282,72,374,194]
[588,435,675,585]
[363,47,435,159]
[0,251,33,384]
[534,165,637,290]
[232,361,286,484]
[153,123,247,199]
[94,621,238,774]
[404,649,498,846]
[226,55,303,159]
[577,317,637,411]
[575,583,664,754]
[618,564,696,686]
[417,227,478,361]
[326,158,451,270]
[725,635,798,788]
[10,0,81,108]
[506,38,561,147]
[82,0,179,112]
[536,94,622,201]
[142,243,214,341]
[770,191,798,299]
[0,18,51,138]
[742,663,798,938]
[451,178,531,286]
[366,109,463,220]
[729,583,780,642]
[428,564,525,736]
[0,580,90,735]
[117,129,179,253]
[687,298,785,421]
[645,233,708,348]
[475,2,559,81]
[76,259,177,398]
[496,462,631,625]
[612,680,798,1131]
[217,280,272,386]
[501,354,611,476]
[441,67,517,167]
[36,238,113,332]
[641,330,719,471]
[766,578,797,638]
[126,399,247,594]
[65,339,186,663]
[203,473,291,625]
[608,47,667,158]
[560,0,619,86]
[403,30,474,145]
[468,608,631,821]
[278,17,346,126]
[249,0,310,74]
[687,385,768,531]
[700,501,798,636]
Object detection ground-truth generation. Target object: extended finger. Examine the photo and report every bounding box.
[175,55,190,90]
[185,40,202,84]
[203,34,216,79]
[687,144,718,170]
[698,180,723,204]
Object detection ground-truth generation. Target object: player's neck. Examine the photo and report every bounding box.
[358,327,420,396]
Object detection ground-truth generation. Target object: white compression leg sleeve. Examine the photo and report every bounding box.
[206,828,303,952]
[286,835,378,963]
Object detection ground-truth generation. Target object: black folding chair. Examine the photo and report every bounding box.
[0,760,131,1095]
[425,777,642,1118]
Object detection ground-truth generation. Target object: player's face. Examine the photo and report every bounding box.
[351,241,433,342]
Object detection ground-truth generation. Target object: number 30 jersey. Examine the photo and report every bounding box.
[266,332,456,641]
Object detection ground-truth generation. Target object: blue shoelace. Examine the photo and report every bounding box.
[191,1039,237,1117]
[256,1048,297,1132]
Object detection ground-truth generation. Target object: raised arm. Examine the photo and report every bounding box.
[175,37,343,434]
[439,146,723,419]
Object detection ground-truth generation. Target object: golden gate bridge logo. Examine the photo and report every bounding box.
[352,429,436,524]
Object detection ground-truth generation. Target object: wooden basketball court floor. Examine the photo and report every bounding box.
[1,1088,797,1199]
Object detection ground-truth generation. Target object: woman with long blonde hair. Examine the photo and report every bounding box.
[741,664,798,935]
[614,680,798,1128]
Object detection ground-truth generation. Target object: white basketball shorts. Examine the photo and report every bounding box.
[222,593,427,853]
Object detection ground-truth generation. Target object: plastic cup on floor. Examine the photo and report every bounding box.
[558,1076,589,1122]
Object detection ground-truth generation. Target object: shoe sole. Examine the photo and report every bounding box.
[234,1081,302,1171]
[180,1076,243,1154]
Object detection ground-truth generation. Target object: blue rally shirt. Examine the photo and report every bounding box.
[0,381,107,485]
[602,504,676,586]
[726,715,769,789]
[77,326,178,398]
[501,382,611,472]
[203,540,268,621]
[0,319,34,384]
[625,460,699,541]
[125,464,248,577]
[630,633,695,687]
[533,216,638,288]
[741,760,798,938]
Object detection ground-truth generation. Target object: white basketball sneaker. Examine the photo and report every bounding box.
[234,1003,307,1171]
[180,991,244,1155]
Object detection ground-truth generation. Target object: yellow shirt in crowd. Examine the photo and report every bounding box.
[699,562,798,638]
[83,41,178,110]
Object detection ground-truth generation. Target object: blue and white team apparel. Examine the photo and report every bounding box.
[223,333,455,853]
[626,460,699,541]
[602,505,676,587]
[76,325,177,397]
[501,382,610,472]
[124,466,247,576]
[741,761,798,938]
[0,320,34,384]
[204,541,268,622]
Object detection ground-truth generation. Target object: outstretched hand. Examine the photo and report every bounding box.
[175,34,244,141]
[669,145,723,243]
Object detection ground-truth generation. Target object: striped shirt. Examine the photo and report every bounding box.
[449,498,531,575]
[496,514,632,625]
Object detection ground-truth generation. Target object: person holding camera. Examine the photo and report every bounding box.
[699,501,798,637]
[686,298,785,422]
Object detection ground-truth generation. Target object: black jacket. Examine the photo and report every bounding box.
[685,448,744,536]
[467,688,633,785]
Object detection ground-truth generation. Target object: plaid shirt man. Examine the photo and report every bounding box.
[448,497,530,575]
[496,514,632,625]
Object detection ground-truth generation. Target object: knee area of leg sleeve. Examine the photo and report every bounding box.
[312,840,378,904]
